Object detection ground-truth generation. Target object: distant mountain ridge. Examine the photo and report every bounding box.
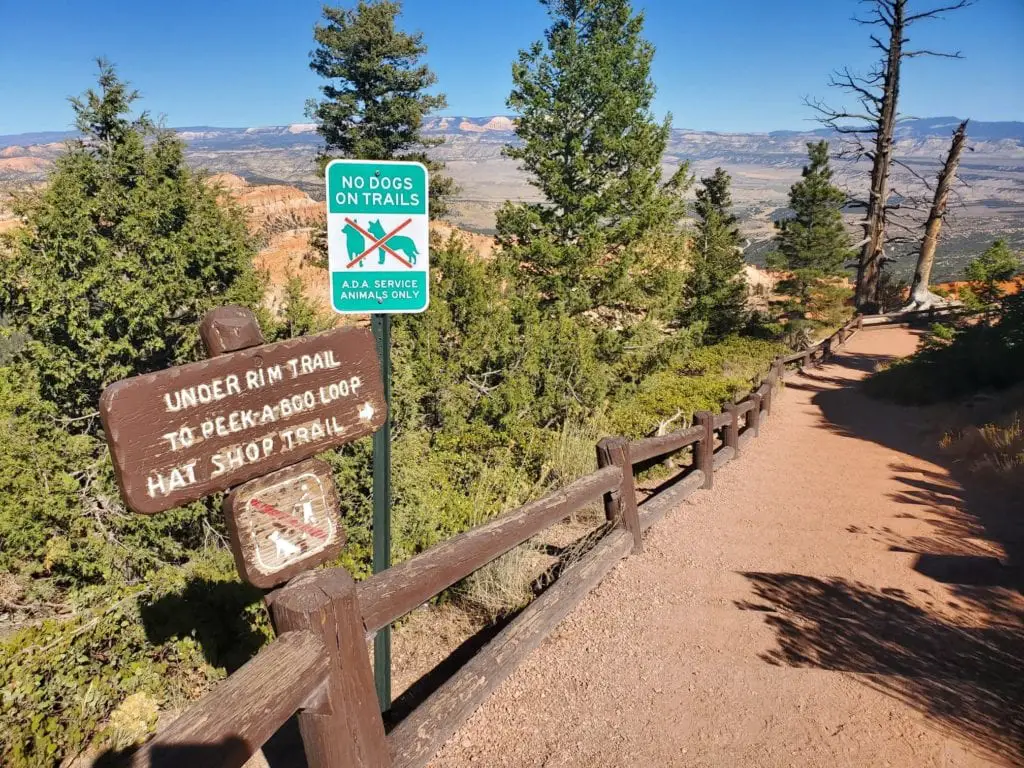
[3,115,1022,152]
[2,115,1021,284]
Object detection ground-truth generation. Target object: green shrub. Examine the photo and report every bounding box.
[964,240,1021,304]
[608,336,786,437]
[0,366,95,579]
[0,365,228,590]
[0,552,270,767]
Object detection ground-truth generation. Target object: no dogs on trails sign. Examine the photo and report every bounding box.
[325,159,430,314]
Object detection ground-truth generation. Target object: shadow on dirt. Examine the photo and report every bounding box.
[737,572,1024,762]
[811,343,1024,573]
[739,340,1024,762]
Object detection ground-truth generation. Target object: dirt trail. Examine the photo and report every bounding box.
[432,326,1024,768]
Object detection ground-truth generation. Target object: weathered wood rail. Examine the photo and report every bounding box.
[859,303,993,327]
[127,315,866,768]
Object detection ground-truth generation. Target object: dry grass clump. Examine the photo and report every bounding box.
[98,692,160,751]
[545,417,602,489]
[459,517,613,622]
[460,540,551,622]
[941,412,1024,482]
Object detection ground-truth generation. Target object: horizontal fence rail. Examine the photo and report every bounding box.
[132,313,868,768]
[735,399,757,415]
[858,304,988,327]
[388,528,635,768]
[130,630,328,768]
[357,465,621,634]
[628,423,703,464]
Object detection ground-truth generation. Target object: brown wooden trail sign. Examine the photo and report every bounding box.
[224,459,345,588]
[100,321,386,514]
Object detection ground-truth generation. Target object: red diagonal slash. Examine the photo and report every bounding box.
[345,217,414,269]
[250,498,329,540]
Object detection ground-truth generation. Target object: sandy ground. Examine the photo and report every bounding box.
[430,326,1024,768]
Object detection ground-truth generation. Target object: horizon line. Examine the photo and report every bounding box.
[2,113,1020,141]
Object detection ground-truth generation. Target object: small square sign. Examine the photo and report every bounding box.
[325,159,430,314]
[223,459,345,588]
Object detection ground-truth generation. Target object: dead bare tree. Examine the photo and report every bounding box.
[905,119,970,310]
[807,0,972,312]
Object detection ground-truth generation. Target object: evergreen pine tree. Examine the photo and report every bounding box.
[308,0,456,217]
[496,0,690,315]
[770,141,852,301]
[965,240,1021,305]
[682,167,748,339]
[0,62,262,420]
[694,167,740,240]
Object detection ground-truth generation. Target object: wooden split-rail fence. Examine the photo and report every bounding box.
[128,315,869,768]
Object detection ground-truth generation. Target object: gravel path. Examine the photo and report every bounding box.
[431,326,1024,768]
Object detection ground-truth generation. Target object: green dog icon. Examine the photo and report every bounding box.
[341,221,366,268]
[368,219,419,265]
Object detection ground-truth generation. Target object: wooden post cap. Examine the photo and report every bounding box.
[200,305,265,356]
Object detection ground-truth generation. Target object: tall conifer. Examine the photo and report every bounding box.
[771,141,852,301]
[682,168,748,339]
[308,0,455,216]
[497,0,689,315]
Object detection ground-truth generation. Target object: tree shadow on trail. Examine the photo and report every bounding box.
[740,342,1024,762]
[737,572,1024,763]
[811,345,1024,570]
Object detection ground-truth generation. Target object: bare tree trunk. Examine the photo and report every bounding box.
[808,0,971,312]
[855,0,905,312]
[905,119,969,310]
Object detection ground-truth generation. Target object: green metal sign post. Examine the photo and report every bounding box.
[371,313,392,710]
[325,159,430,711]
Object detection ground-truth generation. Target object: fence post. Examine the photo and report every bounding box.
[272,570,390,768]
[694,411,714,489]
[723,403,740,456]
[596,437,642,553]
[748,393,762,437]
[762,363,776,417]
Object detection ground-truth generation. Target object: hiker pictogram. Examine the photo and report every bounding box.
[293,482,317,523]
[344,217,418,269]
[223,459,345,587]
[246,490,334,572]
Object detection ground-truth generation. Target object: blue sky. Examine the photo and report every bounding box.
[0,0,1021,135]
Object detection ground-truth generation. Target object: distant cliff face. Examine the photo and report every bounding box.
[209,173,322,230]
[417,115,1024,164]
[2,117,1022,279]
[204,174,498,314]
[203,174,327,314]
